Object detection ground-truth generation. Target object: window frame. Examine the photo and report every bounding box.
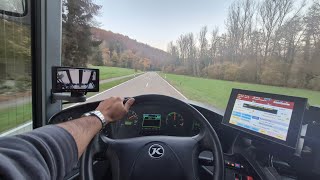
[31,0,62,129]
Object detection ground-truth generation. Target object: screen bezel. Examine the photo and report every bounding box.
[222,89,308,149]
[52,66,100,93]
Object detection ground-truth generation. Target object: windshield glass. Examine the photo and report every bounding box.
[62,0,320,111]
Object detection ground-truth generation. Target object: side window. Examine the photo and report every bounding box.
[0,0,32,136]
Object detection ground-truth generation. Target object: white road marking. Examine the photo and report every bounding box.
[0,121,32,137]
[146,83,149,87]
[156,73,188,100]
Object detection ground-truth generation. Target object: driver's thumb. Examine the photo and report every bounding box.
[124,98,135,112]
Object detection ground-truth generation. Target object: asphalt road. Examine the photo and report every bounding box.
[82,72,188,104]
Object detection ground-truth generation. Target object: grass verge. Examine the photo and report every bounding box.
[0,102,32,133]
[162,73,320,110]
[90,66,140,80]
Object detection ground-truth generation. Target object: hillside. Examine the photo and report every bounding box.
[91,28,171,69]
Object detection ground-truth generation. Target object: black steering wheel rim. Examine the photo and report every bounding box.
[80,94,224,180]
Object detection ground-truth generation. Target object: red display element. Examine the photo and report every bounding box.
[236,94,294,109]
[246,176,254,180]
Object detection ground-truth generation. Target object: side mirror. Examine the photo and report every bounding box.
[0,0,27,17]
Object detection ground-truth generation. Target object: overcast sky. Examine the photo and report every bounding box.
[96,0,234,51]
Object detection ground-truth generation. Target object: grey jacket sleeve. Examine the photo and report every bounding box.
[0,125,78,180]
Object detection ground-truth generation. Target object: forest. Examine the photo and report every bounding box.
[164,0,320,90]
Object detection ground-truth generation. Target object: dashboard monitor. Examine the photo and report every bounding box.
[52,67,99,93]
[142,114,161,128]
[222,89,308,149]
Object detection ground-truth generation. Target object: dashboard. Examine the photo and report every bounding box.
[49,93,320,180]
[49,101,201,139]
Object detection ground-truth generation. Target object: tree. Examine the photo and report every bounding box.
[226,0,255,63]
[110,50,119,66]
[167,41,180,66]
[209,27,219,65]
[90,46,104,66]
[259,0,294,62]
[165,0,318,90]
[198,26,210,71]
[62,0,101,67]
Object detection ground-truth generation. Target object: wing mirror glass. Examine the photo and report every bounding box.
[0,0,27,17]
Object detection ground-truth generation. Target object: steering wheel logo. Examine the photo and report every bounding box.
[148,144,164,158]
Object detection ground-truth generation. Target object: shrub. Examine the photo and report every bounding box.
[260,60,287,86]
[236,61,257,83]
[223,63,239,81]
[207,64,224,79]
[15,76,32,92]
[174,66,190,75]
[308,78,320,91]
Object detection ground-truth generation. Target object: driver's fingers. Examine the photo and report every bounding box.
[124,98,135,112]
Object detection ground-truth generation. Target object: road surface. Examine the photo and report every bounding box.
[79,72,188,105]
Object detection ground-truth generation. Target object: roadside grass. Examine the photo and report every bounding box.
[90,66,140,80]
[162,73,320,110]
[0,103,32,133]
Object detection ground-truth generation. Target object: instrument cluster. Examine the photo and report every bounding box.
[105,104,201,139]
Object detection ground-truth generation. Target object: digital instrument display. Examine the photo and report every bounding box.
[223,89,308,149]
[142,114,161,128]
[52,67,99,92]
[230,94,294,141]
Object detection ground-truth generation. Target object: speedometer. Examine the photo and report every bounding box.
[166,112,184,127]
[121,110,138,126]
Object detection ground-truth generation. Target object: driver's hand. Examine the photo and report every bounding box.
[96,97,135,124]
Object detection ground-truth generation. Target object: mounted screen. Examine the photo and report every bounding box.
[142,114,161,128]
[52,67,99,93]
[222,89,308,149]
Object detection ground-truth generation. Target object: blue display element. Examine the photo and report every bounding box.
[251,127,259,132]
[242,113,252,118]
[241,116,251,121]
[232,111,241,117]
[252,116,259,120]
[236,122,245,127]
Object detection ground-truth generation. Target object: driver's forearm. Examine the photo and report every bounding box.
[57,116,102,158]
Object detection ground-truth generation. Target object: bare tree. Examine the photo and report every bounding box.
[239,0,255,56]
[226,1,241,62]
[176,35,188,64]
[259,0,294,62]
[198,26,209,71]
[185,33,198,76]
[210,27,219,65]
[226,0,256,62]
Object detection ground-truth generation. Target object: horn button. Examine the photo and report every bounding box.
[130,143,185,180]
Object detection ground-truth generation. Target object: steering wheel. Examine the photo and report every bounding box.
[80,94,224,180]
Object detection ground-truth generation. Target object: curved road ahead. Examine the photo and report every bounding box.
[82,72,188,104]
